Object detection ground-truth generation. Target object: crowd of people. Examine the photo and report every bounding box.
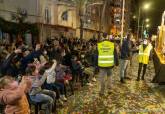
[0,33,153,114]
[0,36,101,114]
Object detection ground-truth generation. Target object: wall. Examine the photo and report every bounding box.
[55,2,76,29]
[0,0,38,23]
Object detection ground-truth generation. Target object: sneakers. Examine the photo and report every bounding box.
[99,92,105,97]
[120,78,126,83]
[141,76,145,80]
[124,77,131,80]
[60,95,67,101]
[92,77,97,82]
[107,90,113,94]
[57,99,63,106]
[86,82,93,86]
[136,76,145,81]
[136,77,140,81]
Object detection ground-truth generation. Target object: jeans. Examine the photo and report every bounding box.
[44,82,65,97]
[40,89,56,101]
[30,90,55,114]
[71,67,85,87]
[99,68,112,94]
[54,82,65,95]
[120,59,130,79]
[137,63,147,80]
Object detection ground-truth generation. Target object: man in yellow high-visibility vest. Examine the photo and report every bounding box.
[97,33,119,96]
[137,38,153,81]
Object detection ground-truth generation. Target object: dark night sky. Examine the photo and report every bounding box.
[140,0,165,33]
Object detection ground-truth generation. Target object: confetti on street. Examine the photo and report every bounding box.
[57,55,165,114]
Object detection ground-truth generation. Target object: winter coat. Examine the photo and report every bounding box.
[0,80,31,114]
[120,39,132,60]
[1,52,19,77]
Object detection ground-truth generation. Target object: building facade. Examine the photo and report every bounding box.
[110,0,132,36]
[38,0,77,41]
[0,0,39,44]
[0,0,133,42]
[0,0,39,23]
[0,0,77,43]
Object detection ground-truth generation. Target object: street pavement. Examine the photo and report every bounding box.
[57,54,165,114]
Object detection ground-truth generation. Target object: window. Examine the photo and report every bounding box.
[45,8,51,24]
[61,11,68,21]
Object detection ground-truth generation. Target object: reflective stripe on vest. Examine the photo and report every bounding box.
[138,44,152,64]
[98,41,114,67]
[99,61,114,63]
[99,55,114,58]
[139,53,150,56]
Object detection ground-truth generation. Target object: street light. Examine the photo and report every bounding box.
[145,18,150,23]
[85,2,103,38]
[79,1,103,39]
[133,15,136,19]
[87,19,91,23]
[146,24,150,28]
[143,3,151,10]
[141,20,150,39]
[137,2,151,39]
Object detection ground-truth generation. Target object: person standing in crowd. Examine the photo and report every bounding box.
[91,44,98,81]
[137,38,153,81]
[130,37,138,66]
[120,34,132,83]
[97,33,119,96]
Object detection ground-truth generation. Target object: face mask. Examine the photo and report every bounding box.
[143,40,148,45]
[81,55,85,58]
[44,51,47,55]
[61,52,66,57]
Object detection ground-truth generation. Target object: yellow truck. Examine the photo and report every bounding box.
[153,11,165,84]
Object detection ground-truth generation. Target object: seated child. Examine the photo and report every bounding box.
[43,60,67,101]
[55,64,72,84]
[26,65,56,114]
[71,56,84,86]
[0,76,31,114]
[55,64,73,95]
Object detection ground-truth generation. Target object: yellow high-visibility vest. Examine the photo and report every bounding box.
[138,44,152,64]
[97,40,114,67]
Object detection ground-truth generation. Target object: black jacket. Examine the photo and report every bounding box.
[120,39,132,60]
[1,52,19,77]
